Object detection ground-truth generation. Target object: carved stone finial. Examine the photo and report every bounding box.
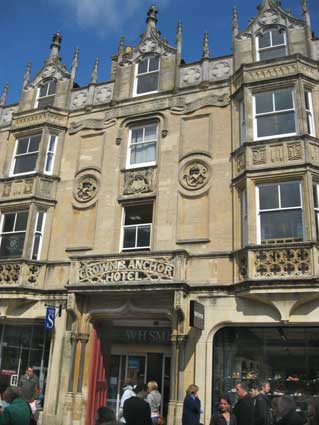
[118,36,125,62]
[72,48,79,69]
[0,82,8,106]
[232,6,239,35]
[23,62,32,88]
[202,32,210,59]
[146,4,158,34]
[91,58,99,84]
[302,0,309,15]
[49,32,62,61]
[176,20,182,39]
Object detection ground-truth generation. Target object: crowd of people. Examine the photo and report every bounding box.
[95,379,162,425]
[181,381,319,425]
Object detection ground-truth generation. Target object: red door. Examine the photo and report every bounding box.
[86,328,107,425]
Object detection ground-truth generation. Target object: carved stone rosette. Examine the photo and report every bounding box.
[73,168,100,209]
[123,168,155,195]
[178,153,211,197]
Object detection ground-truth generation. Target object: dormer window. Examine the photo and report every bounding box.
[36,80,57,109]
[134,55,160,96]
[257,29,287,61]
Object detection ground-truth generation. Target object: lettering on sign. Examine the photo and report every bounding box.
[112,327,171,344]
[78,257,175,284]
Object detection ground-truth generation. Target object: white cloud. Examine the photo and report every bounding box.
[53,0,170,34]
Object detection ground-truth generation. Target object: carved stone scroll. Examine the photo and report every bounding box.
[69,118,116,134]
[170,94,229,115]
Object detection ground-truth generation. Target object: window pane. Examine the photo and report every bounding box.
[45,153,53,172]
[15,212,28,231]
[38,96,54,109]
[305,92,310,110]
[274,89,293,111]
[280,182,301,208]
[123,227,136,249]
[144,125,157,141]
[149,56,159,72]
[256,111,295,138]
[125,205,153,225]
[47,80,57,95]
[48,135,56,152]
[136,73,159,94]
[36,212,44,232]
[130,142,156,165]
[29,135,41,152]
[260,210,303,241]
[272,29,285,46]
[137,225,151,247]
[16,138,29,155]
[0,233,25,257]
[138,58,148,74]
[313,185,318,209]
[255,92,273,114]
[32,234,41,260]
[131,128,144,144]
[39,83,49,97]
[259,185,279,210]
[2,214,16,232]
[258,32,271,49]
[259,46,287,61]
[14,154,38,174]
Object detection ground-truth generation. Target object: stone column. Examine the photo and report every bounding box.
[76,333,89,393]
[68,332,79,392]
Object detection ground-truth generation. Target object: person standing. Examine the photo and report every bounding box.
[210,395,237,425]
[0,386,31,425]
[119,381,135,423]
[19,367,39,403]
[123,395,152,425]
[233,382,254,425]
[95,406,119,425]
[182,384,201,425]
[249,382,269,425]
[146,381,161,425]
[271,396,305,425]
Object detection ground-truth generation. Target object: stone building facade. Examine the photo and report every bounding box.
[0,1,318,424]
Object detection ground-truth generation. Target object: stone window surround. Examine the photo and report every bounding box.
[10,130,59,178]
[0,204,47,261]
[126,121,158,170]
[255,27,288,62]
[120,202,154,252]
[133,54,160,97]
[34,79,57,110]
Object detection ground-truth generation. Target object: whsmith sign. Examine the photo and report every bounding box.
[78,257,175,284]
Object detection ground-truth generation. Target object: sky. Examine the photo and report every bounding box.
[0,0,318,105]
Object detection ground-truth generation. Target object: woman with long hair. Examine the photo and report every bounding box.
[210,395,237,425]
[182,385,201,425]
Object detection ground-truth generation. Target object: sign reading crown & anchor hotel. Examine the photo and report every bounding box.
[77,256,175,284]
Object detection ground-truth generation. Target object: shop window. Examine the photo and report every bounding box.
[0,211,28,258]
[256,29,287,61]
[44,134,58,174]
[305,91,315,136]
[11,134,42,176]
[313,184,319,240]
[36,80,56,109]
[31,211,46,260]
[121,204,153,250]
[253,88,296,140]
[257,181,304,244]
[134,55,160,96]
[213,326,319,417]
[127,123,157,168]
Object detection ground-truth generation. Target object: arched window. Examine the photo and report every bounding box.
[256,28,287,61]
[36,80,57,109]
[134,55,160,96]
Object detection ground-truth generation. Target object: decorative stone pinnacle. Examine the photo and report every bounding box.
[0,82,8,106]
[23,62,32,88]
[302,0,309,14]
[118,36,125,57]
[72,48,79,68]
[91,58,99,84]
[146,4,158,33]
[49,31,62,61]
[232,6,239,33]
[202,32,210,59]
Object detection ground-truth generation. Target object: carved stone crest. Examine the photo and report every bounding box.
[94,85,113,104]
[258,9,279,25]
[210,61,231,80]
[124,169,154,195]
[75,176,98,203]
[71,90,88,110]
[182,161,208,190]
[182,67,201,86]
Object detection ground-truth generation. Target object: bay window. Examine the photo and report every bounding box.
[134,55,159,96]
[256,28,287,61]
[127,123,157,168]
[11,134,41,176]
[121,204,153,250]
[254,88,296,140]
[0,211,28,258]
[257,181,304,244]
[36,80,56,109]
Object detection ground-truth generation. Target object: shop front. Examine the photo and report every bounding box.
[212,326,319,416]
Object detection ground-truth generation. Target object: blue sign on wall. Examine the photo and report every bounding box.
[45,306,56,330]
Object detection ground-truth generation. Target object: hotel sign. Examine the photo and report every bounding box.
[78,257,175,284]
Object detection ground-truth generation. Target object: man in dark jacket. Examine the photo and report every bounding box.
[0,386,31,425]
[249,382,271,425]
[123,395,152,425]
[234,382,254,425]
